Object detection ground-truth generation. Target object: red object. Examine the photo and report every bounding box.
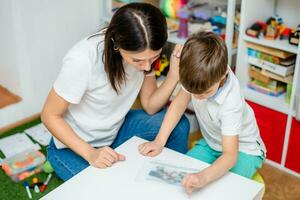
[247,101,287,163]
[246,21,267,38]
[285,118,300,173]
[280,27,292,39]
[40,184,47,192]
[153,58,160,71]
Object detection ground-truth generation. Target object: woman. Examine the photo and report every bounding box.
[42,3,189,181]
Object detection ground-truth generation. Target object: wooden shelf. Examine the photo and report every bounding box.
[243,35,299,54]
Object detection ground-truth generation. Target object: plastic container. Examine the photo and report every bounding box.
[2,150,45,182]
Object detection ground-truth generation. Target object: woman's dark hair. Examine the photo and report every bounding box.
[103,3,167,93]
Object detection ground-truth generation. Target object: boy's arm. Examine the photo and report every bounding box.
[182,135,238,195]
[139,89,191,156]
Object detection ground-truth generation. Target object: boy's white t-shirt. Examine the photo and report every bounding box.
[53,34,145,149]
[191,68,266,156]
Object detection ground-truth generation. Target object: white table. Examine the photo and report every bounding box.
[41,136,264,200]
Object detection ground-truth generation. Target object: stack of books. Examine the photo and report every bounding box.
[246,42,295,100]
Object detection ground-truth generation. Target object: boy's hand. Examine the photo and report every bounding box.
[88,146,126,168]
[168,44,183,82]
[182,172,209,196]
[138,140,165,157]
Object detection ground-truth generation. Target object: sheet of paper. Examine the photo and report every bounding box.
[136,160,199,186]
[0,133,40,158]
[24,123,52,146]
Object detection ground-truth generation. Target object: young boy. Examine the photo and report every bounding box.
[139,31,266,196]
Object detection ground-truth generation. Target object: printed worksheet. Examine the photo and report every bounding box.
[137,160,199,186]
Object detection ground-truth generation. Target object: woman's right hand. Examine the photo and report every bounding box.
[87,146,126,168]
[167,44,183,82]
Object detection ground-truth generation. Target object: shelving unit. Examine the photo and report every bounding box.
[101,0,238,65]
[236,0,300,176]
[243,35,298,54]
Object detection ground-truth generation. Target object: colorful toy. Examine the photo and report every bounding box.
[289,24,300,46]
[246,21,266,38]
[264,18,278,39]
[1,150,45,182]
[177,8,189,38]
[154,54,169,77]
[264,15,283,40]
[279,26,292,40]
[160,0,187,18]
[192,4,213,21]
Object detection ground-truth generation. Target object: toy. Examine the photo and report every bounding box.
[42,160,54,173]
[177,8,189,38]
[264,15,283,40]
[289,24,300,46]
[192,4,213,21]
[264,18,278,39]
[154,54,169,77]
[279,26,292,40]
[246,21,266,38]
[160,0,187,18]
[210,6,227,28]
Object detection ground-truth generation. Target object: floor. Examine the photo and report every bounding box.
[259,163,300,200]
[0,85,21,109]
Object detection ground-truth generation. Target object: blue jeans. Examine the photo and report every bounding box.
[47,109,190,181]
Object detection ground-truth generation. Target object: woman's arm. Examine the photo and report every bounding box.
[41,89,125,168]
[139,45,182,115]
[41,89,95,160]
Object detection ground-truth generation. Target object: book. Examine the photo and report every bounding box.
[24,123,52,146]
[261,69,293,84]
[249,66,293,84]
[246,42,295,59]
[249,67,272,84]
[247,80,285,96]
[247,48,296,66]
[248,56,294,76]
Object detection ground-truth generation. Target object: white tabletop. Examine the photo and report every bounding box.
[41,136,263,200]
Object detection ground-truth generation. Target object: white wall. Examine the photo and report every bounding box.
[0,0,21,95]
[0,0,105,128]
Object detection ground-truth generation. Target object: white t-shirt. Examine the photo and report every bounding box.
[53,34,145,149]
[191,68,266,156]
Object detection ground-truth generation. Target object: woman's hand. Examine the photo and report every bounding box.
[168,44,183,82]
[87,146,126,168]
[138,140,165,157]
[182,172,209,196]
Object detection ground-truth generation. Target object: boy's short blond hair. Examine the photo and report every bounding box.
[179,31,228,94]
